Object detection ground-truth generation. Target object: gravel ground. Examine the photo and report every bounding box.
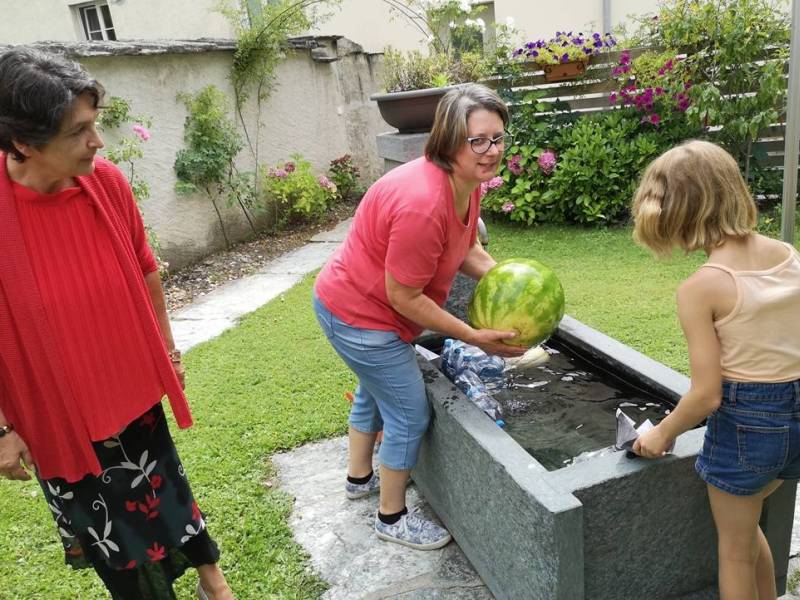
[163,199,357,312]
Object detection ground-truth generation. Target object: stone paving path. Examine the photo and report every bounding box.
[170,218,352,353]
[168,217,800,599]
[273,437,492,599]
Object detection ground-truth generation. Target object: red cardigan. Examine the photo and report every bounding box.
[0,156,192,482]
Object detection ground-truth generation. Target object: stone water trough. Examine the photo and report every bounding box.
[413,310,797,600]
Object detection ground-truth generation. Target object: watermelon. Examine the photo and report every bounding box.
[467,258,565,347]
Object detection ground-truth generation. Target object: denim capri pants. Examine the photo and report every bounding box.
[696,379,800,496]
[313,293,430,471]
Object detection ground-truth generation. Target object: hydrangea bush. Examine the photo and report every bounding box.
[261,155,338,225]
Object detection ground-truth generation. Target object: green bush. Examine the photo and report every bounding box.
[174,85,255,247]
[548,113,664,224]
[633,0,790,190]
[485,84,692,226]
[327,154,361,201]
[486,112,667,225]
[261,155,337,225]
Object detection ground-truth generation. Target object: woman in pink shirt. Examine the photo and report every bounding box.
[0,48,231,599]
[314,84,525,550]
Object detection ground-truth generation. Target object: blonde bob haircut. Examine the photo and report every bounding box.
[425,83,509,172]
[632,140,757,258]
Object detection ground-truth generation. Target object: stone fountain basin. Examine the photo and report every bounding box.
[413,315,797,600]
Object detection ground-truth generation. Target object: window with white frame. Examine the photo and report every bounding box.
[76,2,116,41]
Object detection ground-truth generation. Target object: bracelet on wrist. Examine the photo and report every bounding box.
[0,423,14,438]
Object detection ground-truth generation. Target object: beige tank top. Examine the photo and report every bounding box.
[701,242,800,383]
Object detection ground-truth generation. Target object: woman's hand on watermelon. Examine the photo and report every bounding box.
[467,328,527,358]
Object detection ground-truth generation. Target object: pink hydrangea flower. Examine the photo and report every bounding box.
[269,168,288,178]
[318,175,337,193]
[507,154,523,176]
[537,150,557,175]
[501,201,515,214]
[132,124,150,141]
[479,176,503,198]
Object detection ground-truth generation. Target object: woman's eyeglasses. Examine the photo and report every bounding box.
[467,133,509,155]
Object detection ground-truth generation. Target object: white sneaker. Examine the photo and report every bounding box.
[374,510,452,550]
[345,472,380,499]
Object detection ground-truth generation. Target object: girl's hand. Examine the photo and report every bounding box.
[633,425,674,459]
[468,328,527,358]
[0,432,34,481]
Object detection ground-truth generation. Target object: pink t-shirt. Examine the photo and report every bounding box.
[315,157,479,342]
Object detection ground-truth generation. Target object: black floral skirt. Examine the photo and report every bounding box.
[39,403,220,600]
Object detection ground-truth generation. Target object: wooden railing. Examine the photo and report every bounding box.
[484,47,793,170]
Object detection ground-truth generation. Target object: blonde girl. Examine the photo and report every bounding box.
[631,140,800,600]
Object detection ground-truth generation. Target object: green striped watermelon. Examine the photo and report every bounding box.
[467,258,565,347]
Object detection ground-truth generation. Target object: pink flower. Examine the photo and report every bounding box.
[641,113,662,125]
[609,92,617,104]
[486,176,503,191]
[284,161,296,173]
[479,176,503,198]
[501,202,515,214]
[318,175,337,193]
[507,154,523,176]
[269,168,288,178]
[132,124,150,141]
[537,150,557,175]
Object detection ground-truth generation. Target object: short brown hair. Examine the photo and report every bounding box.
[425,83,508,172]
[0,47,105,162]
[632,140,757,257]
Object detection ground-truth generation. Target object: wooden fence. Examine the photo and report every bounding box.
[484,47,793,171]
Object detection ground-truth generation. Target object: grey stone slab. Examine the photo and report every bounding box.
[258,242,340,275]
[272,437,493,600]
[170,317,235,353]
[781,556,800,599]
[170,273,301,351]
[793,498,800,555]
[375,132,430,164]
[309,218,353,243]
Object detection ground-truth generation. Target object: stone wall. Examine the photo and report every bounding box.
[5,38,389,270]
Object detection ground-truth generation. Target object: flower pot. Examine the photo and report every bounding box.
[540,60,588,82]
[370,84,464,133]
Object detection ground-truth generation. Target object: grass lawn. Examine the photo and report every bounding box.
[0,222,793,598]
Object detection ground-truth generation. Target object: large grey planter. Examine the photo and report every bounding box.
[413,316,797,600]
[370,85,462,133]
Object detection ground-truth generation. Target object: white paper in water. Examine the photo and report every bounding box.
[614,409,675,453]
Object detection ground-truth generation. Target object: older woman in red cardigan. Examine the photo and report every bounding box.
[0,48,232,599]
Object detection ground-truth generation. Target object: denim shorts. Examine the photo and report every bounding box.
[312,292,430,471]
[695,379,800,496]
